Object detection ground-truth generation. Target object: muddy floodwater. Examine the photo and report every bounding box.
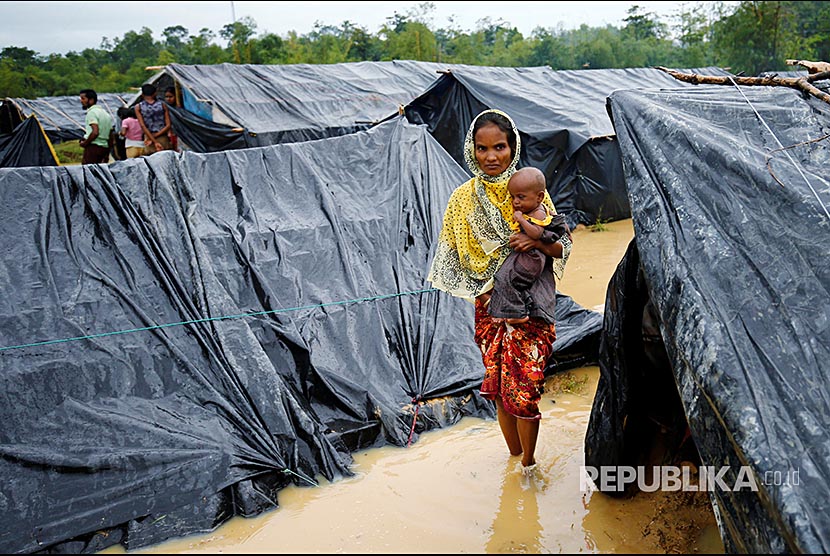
[104,219,725,554]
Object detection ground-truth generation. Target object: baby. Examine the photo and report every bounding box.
[488,167,569,324]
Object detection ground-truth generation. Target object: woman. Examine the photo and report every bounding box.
[428,109,571,475]
[135,83,171,155]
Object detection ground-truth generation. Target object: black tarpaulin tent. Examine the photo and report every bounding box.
[166,104,249,153]
[0,115,59,168]
[0,115,600,553]
[403,65,733,230]
[0,98,24,135]
[144,61,467,148]
[586,83,830,552]
[9,93,127,144]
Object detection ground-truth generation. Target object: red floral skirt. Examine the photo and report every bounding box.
[475,297,556,420]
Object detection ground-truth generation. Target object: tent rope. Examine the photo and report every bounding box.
[406,396,422,447]
[727,76,830,220]
[282,467,318,487]
[0,288,438,353]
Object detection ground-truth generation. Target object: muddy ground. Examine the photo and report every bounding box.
[103,219,725,554]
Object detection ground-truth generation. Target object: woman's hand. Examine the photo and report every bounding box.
[509,232,564,258]
[509,232,535,252]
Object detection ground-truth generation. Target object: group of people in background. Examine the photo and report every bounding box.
[79,83,179,165]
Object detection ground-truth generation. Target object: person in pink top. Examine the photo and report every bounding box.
[118,106,145,159]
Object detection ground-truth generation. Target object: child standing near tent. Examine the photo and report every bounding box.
[118,106,144,159]
[487,167,569,325]
[164,87,180,153]
[135,83,171,155]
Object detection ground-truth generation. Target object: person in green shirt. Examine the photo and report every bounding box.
[79,89,113,165]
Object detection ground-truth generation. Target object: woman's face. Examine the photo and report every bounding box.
[474,122,512,176]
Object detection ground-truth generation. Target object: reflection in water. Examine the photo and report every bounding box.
[485,458,543,553]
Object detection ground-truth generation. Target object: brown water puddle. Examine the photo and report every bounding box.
[104,219,725,554]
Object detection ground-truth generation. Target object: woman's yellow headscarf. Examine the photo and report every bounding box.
[427,109,560,301]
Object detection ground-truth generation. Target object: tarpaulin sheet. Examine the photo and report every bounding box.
[404,66,731,229]
[162,61,469,146]
[602,84,830,553]
[167,104,249,153]
[585,238,688,494]
[0,115,58,168]
[0,115,601,553]
[11,93,127,144]
[0,98,24,135]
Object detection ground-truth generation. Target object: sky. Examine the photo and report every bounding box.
[0,1,732,57]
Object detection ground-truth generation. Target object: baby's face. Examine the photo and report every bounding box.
[508,178,544,214]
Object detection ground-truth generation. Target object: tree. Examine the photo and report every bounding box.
[0,58,29,97]
[485,27,528,67]
[163,26,189,49]
[221,16,257,63]
[786,1,830,63]
[341,22,382,62]
[622,5,668,40]
[379,19,438,61]
[186,28,228,65]
[162,25,190,61]
[5,4,829,101]
[0,47,40,70]
[306,22,350,64]
[526,27,569,69]
[711,1,802,75]
[251,33,285,64]
[111,28,157,71]
[569,24,623,69]
[672,2,718,68]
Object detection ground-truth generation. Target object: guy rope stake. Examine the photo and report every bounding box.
[406,396,422,447]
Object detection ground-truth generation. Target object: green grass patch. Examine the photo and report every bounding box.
[53,140,84,165]
[547,370,589,395]
[588,208,610,232]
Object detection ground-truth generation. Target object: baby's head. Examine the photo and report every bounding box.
[508,167,546,213]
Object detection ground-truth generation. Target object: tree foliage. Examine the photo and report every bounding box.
[1,1,826,98]
[710,1,829,75]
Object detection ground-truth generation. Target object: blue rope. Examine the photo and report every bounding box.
[0,288,438,353]
[282,467,318,487]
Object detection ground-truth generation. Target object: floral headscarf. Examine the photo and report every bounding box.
[428,109,567,301]
[463,108,521,184]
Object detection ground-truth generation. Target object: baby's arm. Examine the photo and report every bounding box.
[513,210,544,240]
